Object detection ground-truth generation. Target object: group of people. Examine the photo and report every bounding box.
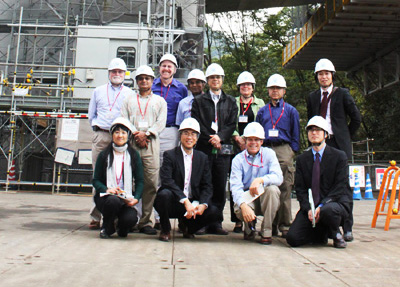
[88,54,361,248]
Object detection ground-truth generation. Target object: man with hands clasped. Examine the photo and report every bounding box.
[154,118,220,241]
[230,122,283,245]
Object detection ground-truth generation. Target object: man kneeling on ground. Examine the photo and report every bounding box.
[230,122,283,245]
[286,116,350,248]
[154,118,221,241]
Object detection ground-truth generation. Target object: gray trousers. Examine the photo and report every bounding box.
[235,185,281,237]
[90,130,112,221]
[271,144,295,232]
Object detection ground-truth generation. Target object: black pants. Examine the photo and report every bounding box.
[154,188,221,234]
[286,202,348,247]
[326,137,354,232]
[208,154,230,228]
[95,195,138,236]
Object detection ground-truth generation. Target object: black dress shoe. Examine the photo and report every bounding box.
[281,230,288,238]
[233,223,243,233]
[343,231,354,242]
[100,229,110,239]
[208,227,229,235]
[333,233,347,248]
[195,227,207,235]
[140,226,157,235]
[117,228,128,238]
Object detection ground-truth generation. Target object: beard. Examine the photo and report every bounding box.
[110,76,124,86]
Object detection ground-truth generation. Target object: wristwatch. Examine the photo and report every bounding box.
[145,131,151,137]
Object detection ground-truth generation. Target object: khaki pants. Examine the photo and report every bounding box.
[133,137,160,229]
[235,185,281,237]
[271,144,295,232]
[90,131,112,221]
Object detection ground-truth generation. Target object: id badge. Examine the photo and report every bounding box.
[211,121,218,133]
[138,121,149,129]
[268,129,279,137]
[239,115,248,123]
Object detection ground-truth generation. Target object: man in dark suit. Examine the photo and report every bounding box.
[307,58,361,242]
[154,118,221,241]
[286,116,350,248]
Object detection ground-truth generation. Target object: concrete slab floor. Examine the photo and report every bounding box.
[1,191,400,287]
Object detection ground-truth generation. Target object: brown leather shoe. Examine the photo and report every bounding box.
[159,231,171,242]
[333,233,347,248]
[89,220,100,230]
[259,236,272,245]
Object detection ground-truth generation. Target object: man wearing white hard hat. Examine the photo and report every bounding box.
[121,65,167,235]
[230,71,265,233]
[175,69,206,126]
[152,53,188,159]
[307,58,361,242]
[191,63,238,235]
[256,73,300,238]
[154,118,220,241]
[88,58,135,229]
[286,116,350,248]
[230,122,283,245]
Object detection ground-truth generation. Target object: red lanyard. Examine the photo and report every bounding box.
[137,94,151,119]
[268,101,285,129]
[115,153,124,186]
[161,84,171,100]
[107,84,123,111]
[240,97,253,115]
[244,150,263,168]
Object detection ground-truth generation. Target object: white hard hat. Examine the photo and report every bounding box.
[314,58,336,73]
[187,69,206,83]
[179,117,200,134]
[243,122,265,139]
[306,116,329,133]
[267,74,287,88]
[135,65,155,78]
[110,117,136,135]
[205,63,225,78]
[237,71,256,86]
[159,53,178,67]
[108,58,127,71]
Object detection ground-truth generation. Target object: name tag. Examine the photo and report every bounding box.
[239,115,248,123]
[268,129,279,137]
[211,121,218,133]
[138,121,149,129]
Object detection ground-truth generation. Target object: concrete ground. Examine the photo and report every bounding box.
[0,191,399,287]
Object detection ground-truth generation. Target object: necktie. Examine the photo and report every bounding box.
[320,91,329,118]
[311,152,321,205]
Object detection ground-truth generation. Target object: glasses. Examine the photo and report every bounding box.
[137,76,152,81]
[110,70,125,75]
[188,80,204,85]
[181,131,198,138]
[308,127,324,133]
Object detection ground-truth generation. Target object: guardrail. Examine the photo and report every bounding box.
[282,0,350,67]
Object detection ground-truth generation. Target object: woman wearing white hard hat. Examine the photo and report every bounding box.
[93,117,144,239]
[229,71,265,233]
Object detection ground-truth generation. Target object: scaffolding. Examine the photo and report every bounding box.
[0,0,205,192]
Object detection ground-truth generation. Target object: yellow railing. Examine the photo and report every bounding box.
[282,0,351,67]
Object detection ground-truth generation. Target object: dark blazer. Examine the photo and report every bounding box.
[307,87,361,159]
[191,90,238,155]
[159,147,213,205]
[295,145,350,214]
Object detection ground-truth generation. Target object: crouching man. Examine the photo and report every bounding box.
[230,122,283,245]
[154,118,221,241]
[286,116,350,248]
